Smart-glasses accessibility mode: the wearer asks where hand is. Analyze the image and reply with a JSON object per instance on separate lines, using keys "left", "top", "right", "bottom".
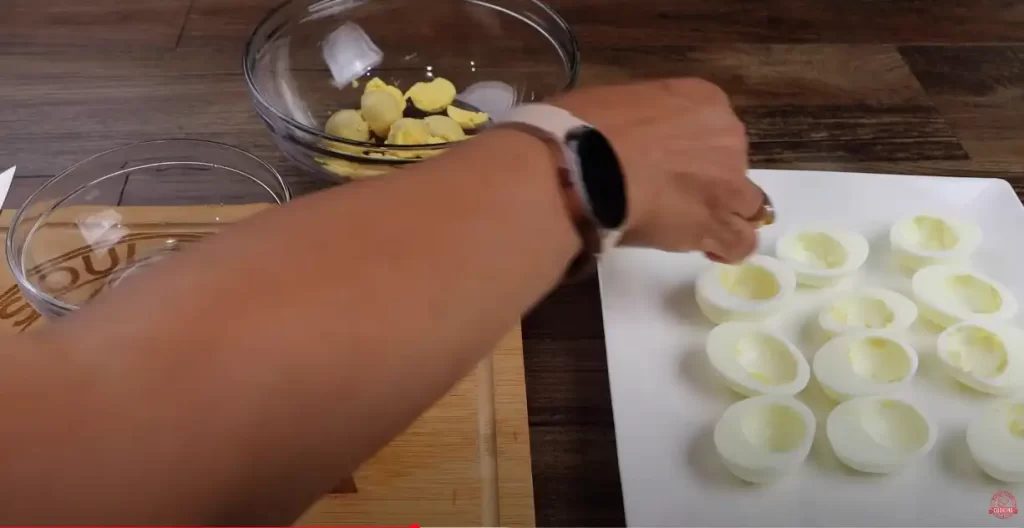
{"left": 553, "top": 78, "right": 764, "bottom": 263}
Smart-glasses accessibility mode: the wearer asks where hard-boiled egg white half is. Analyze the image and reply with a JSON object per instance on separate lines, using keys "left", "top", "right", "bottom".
{"left": 826, "top": 395, "right": 936, "bottom": 474}
{"left": 967, "top": 397, "right": 1024, "bottom": 482}
{"left": 696, "top": 255, "right": 796, "bottom": 324}
{"left": 813, "top": 330, "right": 918, "bottom": 402}
{"left": 818, "top": 287, "right": 918, "bottom": 338}
{"left": 890, "top": 213, "right": 981, "bottom": 272}
{"left": 774, "top": 227, "right": 869, "bottom": 287}
{"left": 714, "top": 394, "right": 815, "bottom": 484}
{"left": 911, "top": 265, "right": 1018, "bottom": 329}
{"left": 706, "top": 322, "right": 810, "bottom": 397}
{"left": 937, "top": 320, "right": 1024, "bottom": 395}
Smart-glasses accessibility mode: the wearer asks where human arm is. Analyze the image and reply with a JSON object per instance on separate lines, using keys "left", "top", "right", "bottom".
{"left": 0, "top": 79, "right": 763, "bottom": 524}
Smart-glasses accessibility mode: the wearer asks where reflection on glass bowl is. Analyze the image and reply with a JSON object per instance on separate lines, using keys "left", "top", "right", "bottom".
{"left": 6, "top": 139, "right": 290, "bottom": 319}
{"left": 243, "top": 0, "right": 579, "bottom": 182}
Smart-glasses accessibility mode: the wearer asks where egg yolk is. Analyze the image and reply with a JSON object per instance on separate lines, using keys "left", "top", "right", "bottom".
{"left": 734, "top": 333, "right": 799, "bottom": 386}
{"left": 384, "top": 119, "right": 448, "bottom": 159}
{"left": 846, "top": 337, "right": 911, "bottom": 383}
{"left": 315, "top": 157, "right": 390, "bottom": 180}
{"left": 741, "top": 404, "right": 806, "bottom": 453}
{"left": 324, "top": 109, "right": 370, "bottom": 142}
{"left": 909, "top": 216, "right": 960, "bottom": 251}
{"left": 364, "top": 77, "right": 406, "bottom": 110}
{"left": 717, "top": 263, "right": 780, "bottom": 300}
{"left": 943, "top": 324, "right": 1008, "bottom": 378}
{"left": 828, "top": 297, "right": 895, "bottom": 329}
{"left": 361, "top": 90, "right": 404, "bottom": 138}
{"left": 424, "top": 115, "right": 467, "bottom": 141}
{"left": 405, "top": 77, "right": 457, "bottom": 113}
{"left": 387, "top": 118, "right": 436, "bottom": 145}
{"left": 447, "top": 105, "right": 489, "bottom": 130}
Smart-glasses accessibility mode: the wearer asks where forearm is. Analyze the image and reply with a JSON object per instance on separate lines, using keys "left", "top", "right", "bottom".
{"left": 0, "top": 129, "right": 579, "bottom": 523}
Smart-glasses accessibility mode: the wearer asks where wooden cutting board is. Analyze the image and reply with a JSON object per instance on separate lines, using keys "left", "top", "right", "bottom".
{"left": 0, "top": 204, "right": 535, "bottom": 527}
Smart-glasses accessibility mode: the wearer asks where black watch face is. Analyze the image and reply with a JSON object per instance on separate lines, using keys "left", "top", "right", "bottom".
{"left": 566, "top": 126, "right": 627, "bottom": 230}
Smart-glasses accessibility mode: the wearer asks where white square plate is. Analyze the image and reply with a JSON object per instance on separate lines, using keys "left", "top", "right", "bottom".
{"left": 598, "top": 169, "right": 1024, "bottom": 527}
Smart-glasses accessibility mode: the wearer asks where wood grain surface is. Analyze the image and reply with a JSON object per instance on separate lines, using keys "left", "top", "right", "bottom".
{"left": 0, "top": 205, "right": 534, "bottom": 527}
{"left": 5, "top": 0, "right": 1024, "bottom": 525}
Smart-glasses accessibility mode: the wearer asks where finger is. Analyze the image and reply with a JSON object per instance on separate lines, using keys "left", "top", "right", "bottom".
{"left": 724, "top": 178, "right": 764, "bottom": 221}
{"left": 685, "top": 148, "right": 757, "bottom": 219}
{"left": 707, "top": 209, "right": 746, "bottom": 250}
{"left": 702, "top": 213, "right": 758, "bottom": 263}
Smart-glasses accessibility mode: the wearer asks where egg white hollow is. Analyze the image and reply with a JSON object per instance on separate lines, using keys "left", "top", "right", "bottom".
{"left": 818, "top": 287, "right": 919, "bottom": 337}
{"left": 826, "top": 396, "right": 936, "bottom": 474}
{"left": 813, "top": 331, "right": 918, "bottom": 402}
{"left": 706, "top": 322, "right": 810, "bottom": 397}
{"left": 695, "top": 255, "right": 797, "bottom": 324}
{"left": 890, "top": 213, "right": 982, "bottom": 271}
{"left": 967, "top": 397, "right": 1024, "bottom": 482}
{"left": 937, "top": 320, "right": 1024, "bottom": 395}
{"left": 713, "top": 395, "right": 816, "bottom": 484}
{"left": 912, "top": 265, "right": 1018, "bottom": 329}
{"left": 774, "top": 227, "right": 870, "bottom": 287}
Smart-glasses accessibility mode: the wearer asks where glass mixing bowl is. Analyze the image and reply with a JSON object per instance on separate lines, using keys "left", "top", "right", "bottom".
{"left": 7, "top": 139, "right": 290, "bottom": 318}
{"left": 244, "top": 0, "right": 579, "bottom": 182}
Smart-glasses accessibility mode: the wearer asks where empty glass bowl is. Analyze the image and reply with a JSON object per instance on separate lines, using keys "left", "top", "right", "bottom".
{"left": 7, "top": 139, "right": 290, "bottom": 318}
{"left": 243, "top": 0, "right": 580, "bottom": 182}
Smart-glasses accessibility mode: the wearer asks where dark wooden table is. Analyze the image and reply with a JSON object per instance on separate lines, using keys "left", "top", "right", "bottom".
{"left": 4, "top": 0, "right": 1024, "bottom": 525}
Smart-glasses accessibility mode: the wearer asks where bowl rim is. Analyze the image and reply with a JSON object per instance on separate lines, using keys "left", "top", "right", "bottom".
{"left": 242, "top": 0, "right": 581, "bottom": 151}
{"left": 6, "top": 138, "right": 290, "bottom": 314}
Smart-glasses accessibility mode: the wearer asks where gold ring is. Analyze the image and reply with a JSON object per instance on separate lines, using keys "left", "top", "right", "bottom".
{"left": 748, "top": 189, "right": 775, "bottom": 228}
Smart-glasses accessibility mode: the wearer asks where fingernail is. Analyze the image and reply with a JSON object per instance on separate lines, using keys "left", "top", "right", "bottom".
{"left": 705, "top": 252, "right": 725, "bottom": 263}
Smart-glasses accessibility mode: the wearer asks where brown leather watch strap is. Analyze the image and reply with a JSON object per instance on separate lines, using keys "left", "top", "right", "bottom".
{"left": 500, "top": 123, "right": 600, "bottom": 283}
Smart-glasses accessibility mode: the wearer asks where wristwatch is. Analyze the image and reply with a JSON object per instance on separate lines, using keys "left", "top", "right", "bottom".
{"left": 495, "top": 103, "right": 628, "bottom": 280}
